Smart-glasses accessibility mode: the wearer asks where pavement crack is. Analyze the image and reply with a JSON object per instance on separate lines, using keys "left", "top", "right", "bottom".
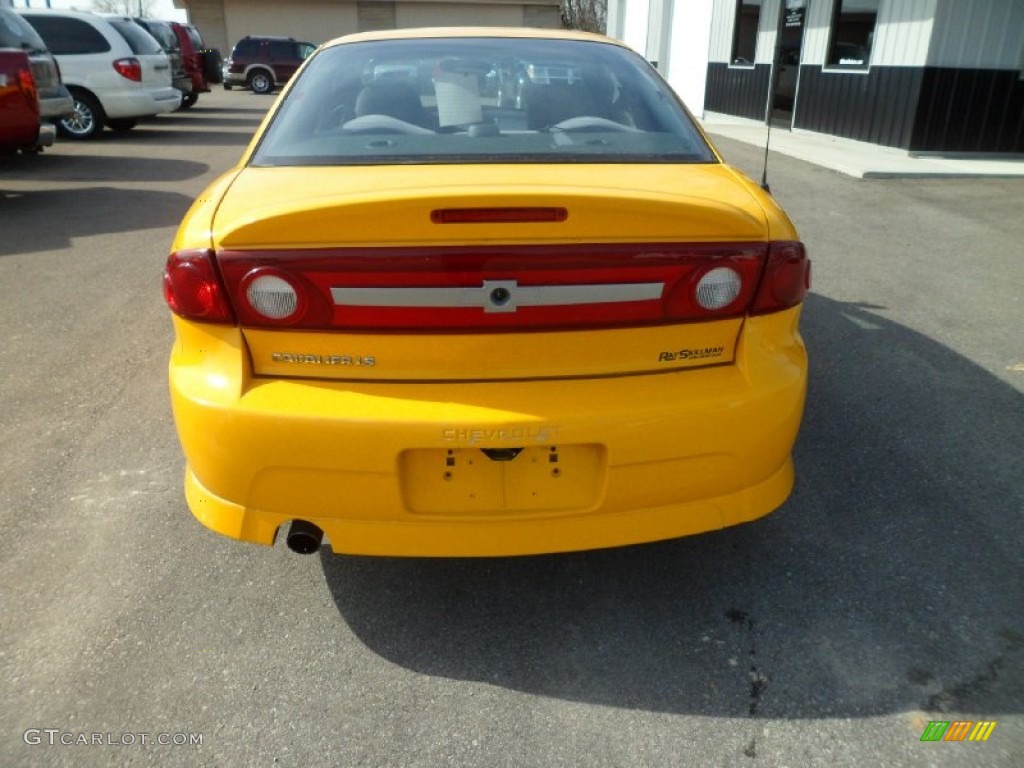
{"left": 726, "top": 607, "right": 768, "bottom": 717}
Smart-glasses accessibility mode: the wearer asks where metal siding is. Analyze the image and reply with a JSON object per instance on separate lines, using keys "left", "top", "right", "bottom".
{"left": 911, "top": 67, "right": 1024, "bottom": 152}
{"left": 756, "top": 0, "right": 781, "bottom": 64}
{"left": 223, "top": 0, "right": 360, "bottom": 47}
{"left": 705, "top": 61, "right": 772, "bottom": 119}
{"left": 395, "top": 3, "right": 523, "bottom": 27}
{"left": 794, "top": 65, "right": 922, "bottom": 148}
{"left": 709, "top": 0, "right": 779, "bottom": 64}
{"left": 802, "top": 0, "right": 833, "bottom": 67}
{"left": 931, "top": 0, "right": 1024, "bottom": 69}
{"left": 709, "top": 0, "right": 735, "bottom": 63}
{"left": 871, "top": 0, "right": 935, "bottom": 68}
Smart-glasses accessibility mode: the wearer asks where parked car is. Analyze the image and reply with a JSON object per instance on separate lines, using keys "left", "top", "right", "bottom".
{"left": 221, "top": 35, "right": 315, "bottom": 94}
{"left": 164, "top": 28, "right": 810, "bottom": 558}
{"left": 168, "top": 21, "right": 221, "bottom": 107}
{"left": 0, "top": 5, "right": 71, "bottom": 143}
{"left": 18, "top": 9, "right": 180, "bottom": 139}
{"left": 133, "top": 17, "right": 193, "bottom": 107}
{"left": 0, "top": 49, "right": 55, "bottom": 154}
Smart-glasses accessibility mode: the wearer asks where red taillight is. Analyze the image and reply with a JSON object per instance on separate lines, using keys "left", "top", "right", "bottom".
{"left": 17, "top": 66, "right": 37, "bottom": 107}
{"left": 163, "top": 250, "right": 235, "bottom": 323}
{"left": 113, "top": 57, "right": 142, "bottom": 82}
{"left": 751, "top": 241, "right": 811, "bottom": 315}
{"left": 216, "top": 244, "right": 774, "bottom": 332}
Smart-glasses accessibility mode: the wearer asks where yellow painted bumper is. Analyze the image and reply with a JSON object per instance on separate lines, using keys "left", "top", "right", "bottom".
{"left": 169, "top": 308, "right": 806, "bottom": 556}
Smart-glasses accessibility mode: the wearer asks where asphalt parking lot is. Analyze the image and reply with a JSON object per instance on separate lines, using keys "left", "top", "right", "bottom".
{"left": 1, "top": 89, "right": 1022, "bottom": 767}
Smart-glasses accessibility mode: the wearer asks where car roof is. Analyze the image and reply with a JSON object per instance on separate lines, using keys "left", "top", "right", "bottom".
{"left": 321, "top": 26, "right": 625, "bottom": 50}
{"left": 16, "top": 8, "right": 104, "bottom": 21}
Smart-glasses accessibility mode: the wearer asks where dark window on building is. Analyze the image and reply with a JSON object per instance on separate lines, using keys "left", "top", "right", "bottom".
{"left": 827, "top": 0, "right": 879, "bottom": 69}
{"left": 22, "top": 15, "right": 111, "bottom": 55}
{"left": 731, "top": 0, "right": 762, "bottom": 65}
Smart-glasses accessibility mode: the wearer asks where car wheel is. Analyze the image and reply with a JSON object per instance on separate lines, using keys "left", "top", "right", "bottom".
{"left": 107, "top": 118, "right": 138, "bottom": 132}
{"left": 59, "top": 91, "right": 105, "bottom": 140}
{"left": 247, "top": 70, "right": 274, "bottom": 95}
{"left": 179, "top": 92, "right": 198, "bottom": 109}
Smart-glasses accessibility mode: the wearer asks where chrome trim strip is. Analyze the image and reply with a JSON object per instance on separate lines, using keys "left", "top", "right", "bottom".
{"left": 331, "top": 280, "right": 664, "bottom": 314}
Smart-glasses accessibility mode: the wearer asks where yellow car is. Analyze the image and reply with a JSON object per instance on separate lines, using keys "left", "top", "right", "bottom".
{"left": 164, "top": 28, "right": 809, "bottom": 557}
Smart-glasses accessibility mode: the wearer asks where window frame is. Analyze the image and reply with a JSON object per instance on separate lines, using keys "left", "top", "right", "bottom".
{"left": 730, "top": 0, "right": 763, "bottom": 68}
{"left": 824, "top": 0, "right": 880, "bottom": 72}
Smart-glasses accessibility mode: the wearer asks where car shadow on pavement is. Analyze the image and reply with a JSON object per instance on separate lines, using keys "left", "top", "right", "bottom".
{"left": 321, "top": 293, "right": 1023, "bottom": 719}
{"left": 0, "top": 153, "right": 208, "bottom": 183}
{"left": 0, "top": 186, "right": 195, "bottom": 255}
{"left": 98, "top": 128, "right": 257, "bottom": 148}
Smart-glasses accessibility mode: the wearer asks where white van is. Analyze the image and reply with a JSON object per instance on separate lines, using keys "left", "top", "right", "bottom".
{"left": 18, "top": 9, "right": 180, "bottom": 139}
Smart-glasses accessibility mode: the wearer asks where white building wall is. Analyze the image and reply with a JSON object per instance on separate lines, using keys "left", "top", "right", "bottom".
{"left": 664, "top": 0, "right": 714, "bottom": 114}
{"left": 708, "top": 0, "right": 782, "bottom": 65}
{"left": 930, "top": 0, "right": 1024, "bottom": 69}
{"left": 802, "top": 0, "right": 936, "bottom": 68}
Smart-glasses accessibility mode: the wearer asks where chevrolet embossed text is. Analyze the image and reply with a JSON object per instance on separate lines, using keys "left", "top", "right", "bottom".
{"left": 272, "top": 353, "right": 376, "bottom": 366}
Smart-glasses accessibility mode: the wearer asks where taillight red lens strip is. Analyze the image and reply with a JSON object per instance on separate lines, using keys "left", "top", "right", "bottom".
{"left": 214, "top": 243, "right": 773, "bottom": 332}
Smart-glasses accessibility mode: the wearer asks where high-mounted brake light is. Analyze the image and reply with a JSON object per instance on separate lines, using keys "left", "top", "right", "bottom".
{"left": 113, "top": 57, "right": 142, "bottom": 82}
{"left": 431, "top": 208, "right": 568, "bottom": 224}
{"left": 163, "top": 250, "right": 234, "bottom": 323}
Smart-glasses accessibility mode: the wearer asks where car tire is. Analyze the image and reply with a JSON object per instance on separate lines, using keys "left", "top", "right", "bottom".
{"left": 247, "top": 70, "right": 274, "bottom": 95}
{"left": 179, "top": 92, "right": 198, "bottom": 109}
{"left": 59, "top": 90, "right": 105, "bottom": 140}
{"left": 107, "top": 118, "right": 138, "bottom": 132}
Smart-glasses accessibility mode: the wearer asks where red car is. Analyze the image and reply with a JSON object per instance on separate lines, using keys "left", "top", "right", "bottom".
{"left": 0, "top": 49, "right": 55, "bottom": 154}
{"left": 168, "top": 22, "right": 220, "bottom": 107}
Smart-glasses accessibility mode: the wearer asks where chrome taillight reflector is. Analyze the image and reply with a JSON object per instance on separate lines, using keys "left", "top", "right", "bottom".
{"left": 244, "top": 272, "right": 301, "bottom": 320}
{"left": 695, "top": 267, "right": 742, "bottom": 311}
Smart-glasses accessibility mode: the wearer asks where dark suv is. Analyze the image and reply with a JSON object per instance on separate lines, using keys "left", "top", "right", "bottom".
{"left": 222, "top": 35, "right": 315, "bottom": 94}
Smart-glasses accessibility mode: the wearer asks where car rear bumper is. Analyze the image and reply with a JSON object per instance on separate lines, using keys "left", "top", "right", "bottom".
{"left": 169, "top": 307, "right": 807, "bottom": 556}
{"left": 35, "top": 121, "right": 55, "bottom": 148}
{"left": 38, "top": 86, "right": 74, "bottom": 120}
{"left": 101, "top": 86, "right": 181, "bottom": 119}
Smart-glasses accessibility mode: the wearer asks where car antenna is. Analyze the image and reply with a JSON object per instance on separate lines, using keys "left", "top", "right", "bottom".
{"left": 761, "top": 1, "right": 786, "bottom": 194}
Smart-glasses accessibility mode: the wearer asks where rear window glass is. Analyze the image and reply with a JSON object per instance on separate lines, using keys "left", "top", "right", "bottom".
{"left": 110, "top": 19, "right": 163, "bottom": 55}
{"left": 138, "top": 20, "right": 178, "bottom": 52}
{"left": 232, "top": 38, "right": 258, "bottom": 57}
{"left": 0, "top": 9, "right": 48, "bottom": 52}
{"left": 251, "top": 37, "right": 716, "bottom": 167}
{"left": 22, "top": 15, "right": 110, "bottom": 55}
{"left": 185, "top": 26, "right": 203, "bottom": 49}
